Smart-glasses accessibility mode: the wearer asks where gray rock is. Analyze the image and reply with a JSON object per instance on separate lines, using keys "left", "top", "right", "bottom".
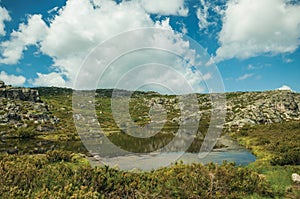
{"left": 0, "top": 84, "right": 42, "bottom": 102}
{"left": 292, "top": 173, "right": 300, "bottom": 183}
{"left": 0, "top": 81, "right": 5, "bottom": 88}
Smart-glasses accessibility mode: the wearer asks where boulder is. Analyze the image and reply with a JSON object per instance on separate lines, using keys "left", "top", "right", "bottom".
{"left": 0, "top": 81, "right": 5, "bottom": 88}
{"left": 292, "top": 173, "right": 300, "bottom": 183}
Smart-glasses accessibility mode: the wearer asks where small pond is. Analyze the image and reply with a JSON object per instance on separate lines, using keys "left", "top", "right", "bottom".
{"left": 1, "top": 135, "right": 256, "bottom": 171}
{"left": 88, "top": 150, "right": 256, "bottom": 171}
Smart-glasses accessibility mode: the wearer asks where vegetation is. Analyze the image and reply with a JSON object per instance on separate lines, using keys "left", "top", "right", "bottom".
{"left": 232, "top": 121, "right": 300, "bottom": 198}
{"left": 0, "top": 87, "right": 299, "bottom": 198}
{"left": 233, "top": 121, "right": 300, "bottom": 166}
{"left": 16, "top": 125, "right": 38, "bottom": 139}
{"left": 0, "top": 154, "right": 272, "bottom": 198}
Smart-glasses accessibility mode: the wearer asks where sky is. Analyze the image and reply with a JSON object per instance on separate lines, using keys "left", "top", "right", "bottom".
{"left": 0, "top": 0, "right": 299, "bottom": 93}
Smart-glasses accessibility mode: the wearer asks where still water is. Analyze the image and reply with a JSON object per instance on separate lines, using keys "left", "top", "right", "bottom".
{"left": 1, "top": 135, "right": 256, "bottom": 171}
{"left": 88, "top": 150, "right": 256, "bottom": 171}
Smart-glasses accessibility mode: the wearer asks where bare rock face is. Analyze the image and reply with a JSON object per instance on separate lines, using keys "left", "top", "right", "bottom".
{"left": 0, "top": 81, "right": 41, "bottom": 102}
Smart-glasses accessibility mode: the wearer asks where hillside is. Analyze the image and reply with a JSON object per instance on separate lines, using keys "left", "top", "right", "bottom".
{"left": 0, "top": 84, "right": 299, "bottom": 198}
{"left": 1, "top": 84, "right": 300, "bottom": 154}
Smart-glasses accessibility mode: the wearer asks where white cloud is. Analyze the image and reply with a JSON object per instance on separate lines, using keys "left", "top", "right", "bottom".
{"left": 176, "top": 21, "right": 188, "bottom": 34}
{"left": 29, "top": 72, "right": 67, "bottom": 87}
{"left": 0, "top": 6, "right": 11, "bottom": 36}
{"left": 196, "top": 1, "right": 226, "bottom": 32}
{"left": 283, "top": 58, "right": 293, "bottom": 63}
{"left": 41, "top": 0, "right": 153, "bottom": 58}
{"left": 197, "top": 0, "right": 210, "bottom": 30}
{"left": 0, "top": 14, "right": 48, "bottom": 64}
{"left": 247, "top": 64, "right": 263, "bottom": 70}
{"left": 37, "top": 0, "right": 157, "bottom": 87}
{"left": 139, "top": 0, "right": 188, "bottom": 16}
{"left": 277, "top": 85, "right": 292, "bottom": 91}
{"left": 215, "top": 0, "right": 300, "bottom": 62}
{"left": 236, "top": 73, "right": 253, "bottom": 81}
{"left": 38, "top": 0, "right": 204, "bottom": 91}
{"left": 0, "top": 0, "right": 215, "bottom": 94}
{"left": 202, "top": 72, "right": 212, "bottom": 81}
{"left": 47, "top": 6, "right": 59, "bottom": 14}
{"left": 0, "top": 71, "right": 26, "bottom": 86}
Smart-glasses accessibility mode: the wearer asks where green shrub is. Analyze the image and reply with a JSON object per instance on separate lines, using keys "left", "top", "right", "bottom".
{"left": 270, "top": 149, "right": 300, "bottom": 166}
{"left": 0, "top": 155, "right": 274, "bottom": 198}
{"left": 46, "top": 150, "right": 73, "bottom": 163}
{"left": 16, "top": 127, "right": 37, "bottom": 138}
{"left": 256, "top": 138, "right": 270, "bottom": 145}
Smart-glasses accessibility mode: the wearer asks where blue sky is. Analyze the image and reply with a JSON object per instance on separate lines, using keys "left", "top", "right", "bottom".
{"left": 0, "top": 0, "right": 299, "bottom": 93}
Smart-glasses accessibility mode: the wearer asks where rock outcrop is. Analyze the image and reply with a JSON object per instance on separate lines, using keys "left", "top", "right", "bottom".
{"left": 0, "top": 81, "right": 59, "bottom": 137}
{"left": 0, "top": 81, "right": 41, "bottom": 102}
{"left": 141, "top": 90, "right": 300, "bottom": 131}
{"left": 225, "top": 91, "right": 300, "bottom": 131}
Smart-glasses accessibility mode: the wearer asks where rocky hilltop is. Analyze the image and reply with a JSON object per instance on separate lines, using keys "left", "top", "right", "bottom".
{"left": 225, "top": 90, "right": 300, "bottom": 131}
{"left": 0, "top": 84, "right": 299, "bottom": 155}
{"left": 0, "top": 81, "right": 59, "bottom": 139}
{"left": 75, "top": 88, "right": 300, "bottom": 132}
{"left": 0, "top": 81, "right": 41, "bottom": 102}
{"left": 1, "top": 82, "right": 299, "bottom": 139}
{"left": 127, "top": 89, "right": 300, "bottom": 131}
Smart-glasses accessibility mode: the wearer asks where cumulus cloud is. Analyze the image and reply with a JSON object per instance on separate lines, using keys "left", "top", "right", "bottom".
{"left": 0, "top": 14, "right": 48, "bottom": 64}
{"left": 0, "top": 71, "right": 26, "bottom": 86}
{"left": 139, "top": 0, "right": 188, "bottom": 16}
{"left": 37, "top": 0, "right": 156, "bottom": 85}
{"left": 277, "top": 85, "right": 292, "bottom": 91}
{"left": 0, "top": 6, "right": 11, "bottom": 36}
{"left": 29, "top": 72, "right": 67, "bottom": 87}
{"left": 236, "top": 73, "right": 253, "bottom": 81}
{"left": 215, "top": 0, "right": 300, "bottom": 62}
{"left": 72, "top": 25, "right": 207, "bottom": 93}
{"left": 38, "top": 0, "right": 209, "bottom": 92}
{"left": 0, "top": 0, "right": 216, "bottom": 93}
{"left": 41, "top": 0, "right": 153, "bottom": 59}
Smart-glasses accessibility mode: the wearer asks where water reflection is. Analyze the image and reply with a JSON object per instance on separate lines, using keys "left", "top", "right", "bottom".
{"left": 0, "top": 138, "right": 87, "bottom": 154}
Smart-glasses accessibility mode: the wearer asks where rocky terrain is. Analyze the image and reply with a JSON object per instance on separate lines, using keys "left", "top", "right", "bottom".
{"left": 120, "top": 90, "right": 300, "bottom": 132}
{"left": 1, "top": 81, "right": 300, "bottom": 154}
{"left": 0, "top": 80, "right": 41, "bottom": 102}
{"left": 1, "top": 81, "right": 300, "bottom": 134}
{"left": 0, "top": 81, "right": 59, "bottom": 139}
{"left": 225, "top": 90, "right": 300, "bottom": 130}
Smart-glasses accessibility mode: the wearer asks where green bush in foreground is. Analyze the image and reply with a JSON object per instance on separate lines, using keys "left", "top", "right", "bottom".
{"left": 46, "top": 150, "right": 73, "bottom": 163}
{"left": 0, "top": 154, "right": 273, "bottom": 199}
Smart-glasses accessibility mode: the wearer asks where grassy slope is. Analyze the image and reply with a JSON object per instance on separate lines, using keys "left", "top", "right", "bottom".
{"left": 232, "top": 121, "right": 300, "bottom": 198}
